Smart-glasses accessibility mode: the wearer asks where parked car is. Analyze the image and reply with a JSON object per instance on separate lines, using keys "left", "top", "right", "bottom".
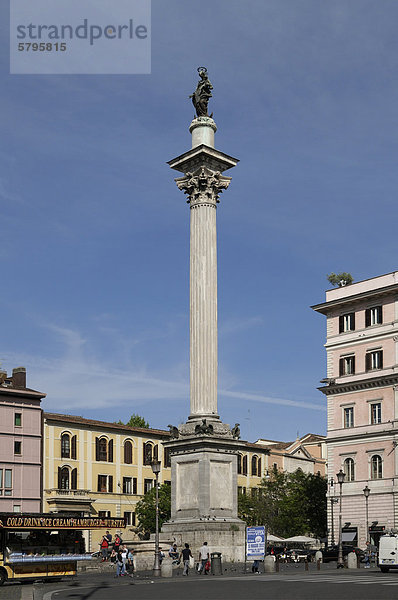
{"left": 321, "top": 545, "right": 364, "bottom": 563}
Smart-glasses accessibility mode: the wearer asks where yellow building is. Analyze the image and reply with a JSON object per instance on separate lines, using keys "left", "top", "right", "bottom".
{"left": 43, "top": 413, "right": 171, "bottom": 551}
{"left": 43, "top": 412, "right": 326, "bottom": 550}
{"left": 237, "top": 434, "right": 326, "bottom": 495}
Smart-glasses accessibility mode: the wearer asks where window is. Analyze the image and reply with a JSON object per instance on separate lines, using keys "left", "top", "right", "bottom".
{"left": 4, "top": 469, "right": 12, "bottom": 496}
{"left": 164, "top": 480, "right": 171, "bottom": 486}
{"left": 13, "top": 505, "right": 21, "bottom": 513}
{"left": 339, "top": 355, "right": 355, "bottom": 376}
{"left": 14, "top": 441, "right": 21, "bottom": 455}
{"left": 144, "top": 479, "right": 154, "bottom": 494}
{"left": 237, "top": 454, "right": 242, "bottom": 474}
{"left": 61, "top": 434, "right": 70, "bottom": 458}
{"left": 344, "top": 407, "right": 354, "bottom": 428}
{"left": 366, "top": 306, "right": 382, "bottom": 327}
{"left": 366, "top": 350, "right": 383, "bottom": 372}
{"left": 96, "top": 437, "right": 113, "bottom": 462}
{"left": 124, "top": 512, "right": 132, "bottom": 525}
{"left": 99, "top": 511, "right": 111, "bottom": 518}
{"left": 133, "top": 477, "right": 137, "bottom": 495}
{"left": 251, "top": 456, "right": 262, "bottom": 477}
{"left": 14, "top": 413, "right": 21, "bottom": 427}
{"left": 371, "top": 403, "right": 382, "bottom": 424}
{"left": 123, "top": 477, "right": 132, "bottom": 494}
{"left": 143, "top": 442, "right": 153, "bottom": 465}
{"left": 60, "top": 467, "right": 69, "bottom": 490}
{"left": 99, "top": 438, "right": 107, "bottom": 461}
{"left": 97, "top": 474, "right": 113, "bottom": 493}
{"left": 344, "top": 457, "right": 355, "bottom": 481}
{"left": 273, "top": 463, "right": 278, "bottom": 471}
{"left": 0, "top": 469, "right": 12, "bottom": 496}
{"left": 238, "top": 486, "right": 246, "bottom": 495}
{"left": 339, "top": 313, "right": 355, "bottom": 333}
{"left": 251, "top": 487, "right": 259, "bottom": 498}
{"left": 242, "top": 455, "right": 248, "bottom": 476}
{"left": 124, "top": 440, "right": 133, "bottom": 464}
{"left": 371, "top": 455, "right": 383, "bottom": 479}
{"left": 164, "top": 447, "right": 171, "bottom": 468}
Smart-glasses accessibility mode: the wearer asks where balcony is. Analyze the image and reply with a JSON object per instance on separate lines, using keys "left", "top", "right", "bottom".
{"left": 45, "top": 489, "right": 95, "bottom": 511}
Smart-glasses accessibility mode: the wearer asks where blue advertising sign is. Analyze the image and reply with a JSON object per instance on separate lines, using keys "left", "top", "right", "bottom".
{"left": 246, "top": 526, "right": 265, "bottom": 560}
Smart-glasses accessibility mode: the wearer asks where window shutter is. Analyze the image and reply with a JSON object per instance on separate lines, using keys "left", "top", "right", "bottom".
{"left": 366, "top": 353, "right": 371, "bottom": 371}
{"left": 380, "top": 351, "right": 383, "bottom": 369}
{"left": 339, "top": 358, "right": 344, "bottom": 376}
{"left": 351, "top": 313, "right": 355, "bottom": 330}
{"left": 365, "top": 309, "right": 371, "bottom": 327}
{"left": 57, "top": 467, "right": 62, "bottom": 489}
{"left": 71, "top": 468, "right": 77, "bottom": 490}
{"left": 378, "top": 306, "right": 383, "bottom": 324}
{"left": 71, "top": 435, "right": 77, "bottom": 460}
{"left": 258, "top": 458, "right": 262, "bottom": 477}
{"left": 108, "top": 439, "right": 114, "bottom": 463}
{"left": 339, "top": 316, "right": 344, "bottom": 333}
{"left": 133, "top": 478, "right": 137, "bottom": 494}
{"left": 143, "top": 442, "right": 147, "bottom": 465}
{"left": 352, "top": 357, "right": 355, "bottom": 374}
{"left": 153, "top": 445, "right": 158, "bottom": 461}
{"left": 243, "top": 455, "right": 247, "bottom": 475}
{"left": 97, "top": 475, "right": 101, "bottom": 492}
{"left": 108, "top": 475, "right": 113, "bottom": 492}
{"left": 95, "top": 437, "right": 100, "bottom": 461}
{"left": 237, "top": 455, "right": 242, "bottom": 474}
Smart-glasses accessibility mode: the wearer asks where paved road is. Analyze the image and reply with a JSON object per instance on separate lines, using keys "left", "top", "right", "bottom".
{"left": 9, "top": 570, "right": 396, "bottom": 600}
{"left": 2, "top": 567, "right": 397, "bottom": 600}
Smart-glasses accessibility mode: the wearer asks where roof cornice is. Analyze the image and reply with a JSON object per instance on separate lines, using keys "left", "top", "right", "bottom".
{"left": 319, "top": 373, "right": 398, "bottom": 396}
{"left": 311, "top": 283, "right": 398, "bottom": 315}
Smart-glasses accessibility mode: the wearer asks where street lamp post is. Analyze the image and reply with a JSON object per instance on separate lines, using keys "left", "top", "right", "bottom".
{"left": 151, "top": 460, "right": 161, "bottom": 577}
{"left": 329, "top": 478, "right": 339, "bottom": 546}
{"left": 363, "top": 485, "right": 370, "bottom": 546}
{"left": 337, "top": 469, "right": 345, "bottom": 569}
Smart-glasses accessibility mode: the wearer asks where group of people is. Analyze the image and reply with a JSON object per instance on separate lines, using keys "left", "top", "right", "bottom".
{"left": 169, "top": 541, "right": 211, "bottom": 576}
{"left": 99, "top": 532, "right": 135, "bottom": 577}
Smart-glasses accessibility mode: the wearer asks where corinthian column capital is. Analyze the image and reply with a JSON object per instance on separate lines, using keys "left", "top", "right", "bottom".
{"left": 175, "top": 166, "right": 232, "bottom": 207}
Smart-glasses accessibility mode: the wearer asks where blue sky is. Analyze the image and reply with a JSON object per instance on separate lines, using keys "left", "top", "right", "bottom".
{"left": 2, "top": 0, "right": 398, "bottom": 442}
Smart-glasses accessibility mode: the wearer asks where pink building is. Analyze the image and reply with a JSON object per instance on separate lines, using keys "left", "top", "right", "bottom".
{"left": 312, "top": 271, "right": 398, "bottom": 548}
{"left": 0, "top": 367, "right": 45, "bottom": 513}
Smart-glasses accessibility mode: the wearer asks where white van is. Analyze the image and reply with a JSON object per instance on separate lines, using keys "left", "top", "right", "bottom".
{"left": 378, "top": 534, "right": 398, "bottom": 572}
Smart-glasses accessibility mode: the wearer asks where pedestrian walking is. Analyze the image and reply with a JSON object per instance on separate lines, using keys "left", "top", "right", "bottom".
{"left": 198, "top": 541, "right": 210, "bottom": 574}
{"left": 180, "top": 543, "right": 193, "bottom": 576}
{"left": 127, "top": 548, "right": 135, "bottom": 575}
{"left": 364, "top": 541, "right": 371, "bottom": 568}
{"left": 115, "top": 549, "right": 125, "bottom": 577}
{"left": 114, "top": 533, "right": 123, "bottom": 552}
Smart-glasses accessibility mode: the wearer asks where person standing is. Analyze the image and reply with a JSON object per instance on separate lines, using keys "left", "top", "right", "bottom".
{"left": 198, "top": 541, "right": 210, "bottom": 574}
{"left": 180, "top": 543, "right": 193, "bottom": 576}
{"left": 127, "top": 548, "right": 135, "bottom": 575}
{"left": 114, "top": 533, "right": 122, "bottom": 553}
{"left": 364, "top": 541, "right": 371, "bottom": 568}
{"left": 100, "top": 535, "right": 109, "bottom": 562}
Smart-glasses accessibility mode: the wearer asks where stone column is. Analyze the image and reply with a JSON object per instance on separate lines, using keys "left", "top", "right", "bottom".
{"left": 174, "top": 117, "right": 232, "bottom": 420}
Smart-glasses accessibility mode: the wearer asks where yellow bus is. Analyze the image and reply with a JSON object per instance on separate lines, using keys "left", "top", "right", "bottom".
{"left": 0, "top": 513, "right": 125, "bottom": 585}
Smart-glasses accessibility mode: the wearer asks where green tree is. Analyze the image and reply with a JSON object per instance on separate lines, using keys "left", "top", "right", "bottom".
{"left": 115, "top": 414, "right": 150, "bottom": 428}
{"left": 135, "top": 483, "right": 171, "bottom": 537}
{"left": 239, "top": 469, "right": 327, "bottom": 539}
{"left": 327, "top": 272, "right": 354, "bottom": 287}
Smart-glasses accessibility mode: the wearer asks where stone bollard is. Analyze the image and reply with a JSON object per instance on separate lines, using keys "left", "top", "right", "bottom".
{"left": 264, "top": 555, "right": 276, "bottom": 573}
{"left": 317, "top": 559, "right": 321, "bottom": 571}
{"left": 275, "top": 557, "right": 280, "bottom": 572}
{"left": 305, "top": 559, "right": 309, "bottom": 571}
{"left": 33, "top": 583, "right": 45, "bottom": 600}
{"left": 161, "top": 556, "right": 173, "bottom": 578}
{"left": 315, "top": 551, "right": 323, "bottom": 564}
{"left": 347, "top": 552, "right": 358, "bottom": 569}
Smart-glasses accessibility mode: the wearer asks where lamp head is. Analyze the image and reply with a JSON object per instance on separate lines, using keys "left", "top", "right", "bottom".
{"left": 336, "top": 469, "right": 345, "bottom": 484}
{"left": 151, "top": 460, "right": 161, "bottom": 475}
{"left": 363, "top": 485, "right": 370, "bottom": 498}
